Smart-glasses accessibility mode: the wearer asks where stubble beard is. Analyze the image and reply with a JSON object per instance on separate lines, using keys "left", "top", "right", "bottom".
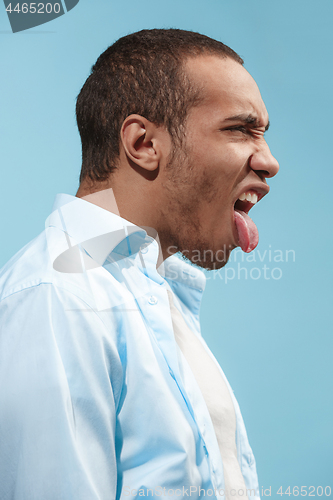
{"left": 159, "top": 142, "right": 232, "bottom": 271}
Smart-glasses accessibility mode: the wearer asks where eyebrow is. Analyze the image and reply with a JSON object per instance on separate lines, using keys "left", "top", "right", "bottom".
{"left": 224, "top": 114, "right": 270, "bottom": 131}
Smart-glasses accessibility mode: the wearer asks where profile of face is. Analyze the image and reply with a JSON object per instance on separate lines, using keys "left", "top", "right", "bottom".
{"left": 157, "top": 55, "right": 279, "bottom": 270}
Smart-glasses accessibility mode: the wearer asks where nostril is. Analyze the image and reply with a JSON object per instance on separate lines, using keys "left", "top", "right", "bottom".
{"left": 254, "top": 170, "right": 269, "bottom": 181}
{"left": 262, "top": 170, "right": 271, "bottom": 179}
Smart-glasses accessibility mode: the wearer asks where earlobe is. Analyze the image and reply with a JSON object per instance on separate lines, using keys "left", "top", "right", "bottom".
{"left": 121, "top": 115, "right": 160, "bottom": 172}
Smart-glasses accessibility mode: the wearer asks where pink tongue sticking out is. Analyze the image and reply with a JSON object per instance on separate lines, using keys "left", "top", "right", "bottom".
{"left": 234, "top": 210, "right": 259, "bottom": 253}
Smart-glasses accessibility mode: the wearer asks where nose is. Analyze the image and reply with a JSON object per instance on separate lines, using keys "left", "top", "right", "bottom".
{"left": 249, "top": 140, "right": 279, "bottom": 179}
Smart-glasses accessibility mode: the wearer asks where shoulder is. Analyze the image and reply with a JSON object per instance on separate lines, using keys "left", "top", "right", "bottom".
{"left": 1, "top": 222, "right": 127, "bottom": 306}
{"left": 0, "top": 228, "right": 127, "bottom": 353}
{"left": 0, "top": 230, "right": 50, "bottom": 301}
{"left": 0, "top": 247, "right": 125, "bottom": 405}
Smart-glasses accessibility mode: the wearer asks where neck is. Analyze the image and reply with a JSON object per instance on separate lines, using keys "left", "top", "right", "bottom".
{"left": 76, "top": 184, "right": 169, "bottom": 268}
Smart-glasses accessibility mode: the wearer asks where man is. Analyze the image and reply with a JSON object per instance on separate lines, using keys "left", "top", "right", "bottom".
{"left": 0, "top": 29, "right": 279, "bottom": 500}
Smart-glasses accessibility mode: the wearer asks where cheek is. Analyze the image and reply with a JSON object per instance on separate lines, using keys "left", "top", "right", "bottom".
{"left": 197, "top": 141, "right": 246, "bottom": 176}
{"left": 213, "top": 149, "right": 250, "bottom": 195}
{"left": 197, "top": 155, "right": 243, "bottom": 201}
{"left": 226, "top": 142, "right": 252, "bottom": 163}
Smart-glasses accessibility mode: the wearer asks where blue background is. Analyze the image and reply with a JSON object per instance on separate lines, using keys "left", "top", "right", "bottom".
{"left": 1, "top": 0, "right": 332, "bottom": 494}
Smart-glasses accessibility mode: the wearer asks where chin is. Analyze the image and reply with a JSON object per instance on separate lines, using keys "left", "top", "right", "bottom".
{"left": 180, "top": 246, "right": 233, "bottom": 271}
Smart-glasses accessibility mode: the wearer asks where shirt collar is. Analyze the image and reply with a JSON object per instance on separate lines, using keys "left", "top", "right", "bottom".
{"left": 46, "top": 193, "right": 206, "bottom": 292}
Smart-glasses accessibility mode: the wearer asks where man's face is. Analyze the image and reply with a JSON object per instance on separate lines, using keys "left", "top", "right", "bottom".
{"left": 157, "top": 55, "right": 279, "bottom": 270}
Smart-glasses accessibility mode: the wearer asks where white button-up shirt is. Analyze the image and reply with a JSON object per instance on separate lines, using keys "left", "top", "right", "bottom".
{"left": 0, "top": 194, "right": 260, "bottom": 500}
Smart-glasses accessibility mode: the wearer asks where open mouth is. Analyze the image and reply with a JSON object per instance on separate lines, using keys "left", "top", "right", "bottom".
{"left": 234, "top": 190, "right": 259, "bottom": 214}
{"left": 233, "top": 190, "right": 260, "bottom": 253}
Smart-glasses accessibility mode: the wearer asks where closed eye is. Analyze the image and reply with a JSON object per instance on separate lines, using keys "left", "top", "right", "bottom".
{"left": 224, "top": 125, "right": 267, "bottom": 138}
{"left": 224, "top": 125, "right": 248, "bottom": 134}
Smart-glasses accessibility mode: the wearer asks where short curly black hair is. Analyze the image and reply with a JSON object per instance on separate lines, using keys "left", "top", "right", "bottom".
{"left": 76, "top": 28, "right": 243, "bottom": 183}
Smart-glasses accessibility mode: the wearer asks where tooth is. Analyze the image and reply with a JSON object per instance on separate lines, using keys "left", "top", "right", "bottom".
{"left": 245, "top": 193, "right": 252, "bottom": 202}
{"left": 239, "top": 192, "right": 246, "bottom": 201}
{"left": 251, "top": 193, "right": 258, "bottom": 204}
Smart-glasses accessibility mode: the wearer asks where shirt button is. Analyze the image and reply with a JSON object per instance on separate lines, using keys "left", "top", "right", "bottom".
{"left": 140, "top": 245, "right": 149, "bottom": 254}
{"left": 148, "top": 295, "right": 158, "bottom": 305}
{"left": 247, "top": 453, "right": 254, "bottom": 466}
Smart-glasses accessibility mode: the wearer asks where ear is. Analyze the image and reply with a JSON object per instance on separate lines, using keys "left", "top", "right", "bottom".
{"left": 120, "top": 114, "right": 166, "bottom": 172}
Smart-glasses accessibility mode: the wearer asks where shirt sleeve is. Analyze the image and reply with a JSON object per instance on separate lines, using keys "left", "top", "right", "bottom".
{"left": 0, "top": 282, "right": 123, "bottom": 500}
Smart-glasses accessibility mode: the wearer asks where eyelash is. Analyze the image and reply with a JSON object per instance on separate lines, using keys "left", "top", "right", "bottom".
{"left": 227, "top": 126, "right": 248, "bottom": 134}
